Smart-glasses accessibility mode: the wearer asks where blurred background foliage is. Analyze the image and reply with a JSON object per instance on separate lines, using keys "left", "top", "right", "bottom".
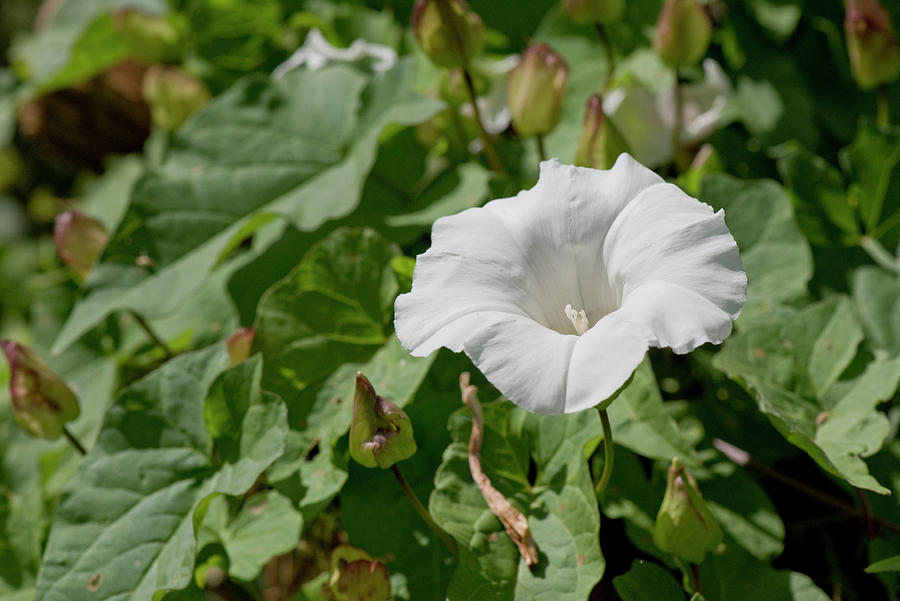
{"left": 1, "top": 0, "right": 900, "bottom": 600}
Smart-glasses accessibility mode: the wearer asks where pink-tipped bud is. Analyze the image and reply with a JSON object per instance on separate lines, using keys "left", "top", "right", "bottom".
{"left": 412, "top": 0, "right": 485, "bottom": 69}
{"left": 2, "top": 340, "right": 80, "bottom": 440}
{"left": 349, "top": 373, "right": 417, "bottom": 469}
{"left": 653, "top": 457, "right": 722, "bottom": 564}
{"left": 574, "top": 94, "right": 630, "bottom": 169}
{"left": 142, "top": 65, "right": 211, "bottom": 131}
{"left": 653, "top": 0, "right": 712, "bottom": 69}
{"left": 325, "top": 545, "right": 391, "bottom": 601}
{"left": 562, "top": 0, "right": 624, "bottom": 25}
{"left": 507, "top": 43, "right": 569, "bottom": 138}
{"left": 53, "top": 211, "right": 108, "bottom": 279}
{"left": 226, "top": 327, "right": 255, "bottom": 366}
{"left": 845, "top": 0, "right": 900, "bottom": 89}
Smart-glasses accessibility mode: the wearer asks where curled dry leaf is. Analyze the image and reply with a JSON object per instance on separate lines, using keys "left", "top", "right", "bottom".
{"left": 459, "top": 372, "right": 539, "bottom": 567}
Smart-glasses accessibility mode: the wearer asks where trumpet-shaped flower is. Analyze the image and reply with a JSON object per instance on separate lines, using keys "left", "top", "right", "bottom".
{"left": 604, "top": 59, "right": 731, "bottom": 168}
{"left": 394, "top": 155, "right": 745, "bottom": 414}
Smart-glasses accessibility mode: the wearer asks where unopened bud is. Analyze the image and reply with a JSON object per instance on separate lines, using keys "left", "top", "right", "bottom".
{"left": 574, "top": 94, "right": 630, "bottom": 170}
{"left": 562, "top": 0, "right": 624, "bottom": 25}
{"left": 53, "top": 211, "right": 108, "bottom": 279}
{"left": 653, "top": 458, "right": 722, "bottom": 564}
{"left": 412, "top": 0, "right": 485, "bottom": 69}
{"left": 349, "top": 373, "right": 417, "bottom": 468}
{"left": 1, "top": 341, "right": 80, "bottom": 440}
{"left": 226, "top": 328, "right": 255, "bottom": 366}
{"left": 653, "top": 0, "right": 712, "bottom": 69}
{"left": 845, "top": 0, "right": 900, "bottom": 89}
{"left": 142, "top": 65, "right": 211, "bottom": 131}
{"left": 325, "top": 546, "right": 391, "bottom": 601}
{"left": 507, "top": 43, "right": 568, "bottom": 137}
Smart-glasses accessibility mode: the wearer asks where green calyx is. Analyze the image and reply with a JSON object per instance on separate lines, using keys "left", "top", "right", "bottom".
{"left": 574, "top": 94, "right": 630, "bottom": 170}
{"left": 653, "top": 457, "right": 723, "bottom": 564}
{"left": 1, "top": 340, "right": 80, "bottom": 440}
{"left": 349, "top": 373, "right": 417, "bottom": 469}
{"left": 653, "top": 0, "right": 712, "bottom": 69}
{"left": 412, "top": 0, "right": 484, "bottom": 69}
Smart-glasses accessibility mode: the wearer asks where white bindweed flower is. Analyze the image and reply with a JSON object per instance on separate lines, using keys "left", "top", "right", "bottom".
{"left": 394, "top": 155, "right": 746, "bottom": 414}
{"left": 603, "top": 59, "right": 732, "bottom": 168}
{"left": 272, "top": 29, "right": 398, "bottom": 79}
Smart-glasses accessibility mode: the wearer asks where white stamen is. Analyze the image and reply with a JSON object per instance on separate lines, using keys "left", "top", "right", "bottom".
{"left": 564, "top": 304, "right": 589, "bottom": 336}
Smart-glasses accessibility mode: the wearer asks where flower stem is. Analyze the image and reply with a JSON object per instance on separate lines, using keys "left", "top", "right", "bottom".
{"left": 595, "top": 408, "right": 615, "bottom": 495}
{"left": 594, "top": 23, "right": 615, "bottom": 91}
{"left": 63, "top": 426, "right": 87, "bottom": 455}
{"left": 690, "top": 563, "right": 702, "bottom": 595}
{"left": 129, "top": 310, "right": 174, "bottom": 359}
{"left": 877, "top": 84, "right": 890, "bottom": 131}
{"left": 860, "top": 236, "right": 900, "bottom": 275}
{"left": 714, "top": 438, "right": 900, "bottom": 536}
{"left": 536, "top": 134, "right": 546, "bottom": 162}
{"left": 461, "top": 69, "right": 505, "bottom": 174}
{"left": 390, "top": 463, "right": 458, "bottom": 558}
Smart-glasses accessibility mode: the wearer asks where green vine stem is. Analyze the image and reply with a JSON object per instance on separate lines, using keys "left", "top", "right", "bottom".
{"left": 390, "top": 463, "right": 458, "bottom": 558}
{"left": 595, "top": 408, "right": 615, "bottom": 495}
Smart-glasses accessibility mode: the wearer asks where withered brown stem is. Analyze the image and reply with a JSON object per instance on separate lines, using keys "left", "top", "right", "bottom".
{"left": 460, "top": 373, "right": 539, "bottom": 567}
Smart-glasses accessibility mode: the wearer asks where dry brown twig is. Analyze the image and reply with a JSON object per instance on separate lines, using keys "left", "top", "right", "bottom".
{"left": 460, "top": 373, "right": 539, "bottom": 567}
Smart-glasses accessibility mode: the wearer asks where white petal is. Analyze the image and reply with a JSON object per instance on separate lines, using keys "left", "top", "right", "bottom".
{"left": 604, "top": 183, "right": 746, "bottom": 352}
{"left": 604, "top": 87, "right": 673, "bottom": 168}
{"left": 462, "top": 314, "right": 578, "bottom": 414}
{"left": 484, "top": 156, "right": 663, "bottom": 328}
{"left": 564, "top": 313, "right": 651, "bottom": 413}
{"left": 394, "top": 207, "right": 539, "bottom": 356}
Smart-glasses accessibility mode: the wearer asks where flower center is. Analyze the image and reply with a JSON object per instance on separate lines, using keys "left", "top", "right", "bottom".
{"left": 564, "top": 304, "right": 589, "bottom": 336}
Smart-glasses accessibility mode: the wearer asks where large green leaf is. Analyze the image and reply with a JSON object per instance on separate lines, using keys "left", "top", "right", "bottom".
{"left": 35, "top": 349, "right": 288, "bottom": 601}
{"left": 853, "top": 266, "right": 900, "bottom": 356}
{"left": 613, "top": 560, "right": 683, "bottom": 601}
{"left": 254, "top": 227, "right": 401, "bottom": 404}
{"left": 775, "top": 143, "right": 858, "bottom": 247}
{"left": 699, "top": 546, "right": 829, "bottom": 601}
{"left": 700, "top": 174, "right": 813, "bottom": 325}
{"left": 841, "top": 121, "right": 900, "bottom": 236}
{"left": 195, "top": 490, "right": 302, "bottom": 582}
{"left": 430, "top": 402, "right": 604, "bottom": 601}
{"left": 52, "top": 61, "right": 442, "bottom": 354}
{"left": 11, "top": 0, "right": 169, "bottom": 94}
{"left": 607, "top": 358, "right": 702, "bottom": 468}
{"left": 714, "top": 296, "right": 898, "bottom": 493}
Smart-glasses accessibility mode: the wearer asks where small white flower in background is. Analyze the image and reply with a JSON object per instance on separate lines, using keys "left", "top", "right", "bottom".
{"left": 603, "top": 59, "right": 732, "bottom": 168}
{"left": 272, "top": 29, "right": 398, "bottom": 79}
{"left": 460, "top": 55, "right": 518, "bottom": 136}
{"left": 394, "top": 154, "right": 746, "bottom": 414}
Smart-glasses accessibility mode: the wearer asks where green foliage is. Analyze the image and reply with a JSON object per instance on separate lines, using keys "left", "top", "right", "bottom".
{"left": 1, "top": 0, "right": 897, "bottom": 599}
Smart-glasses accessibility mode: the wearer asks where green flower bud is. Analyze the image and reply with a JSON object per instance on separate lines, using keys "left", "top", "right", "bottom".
{"left": 562, "top": 0, "right": 625, "bottom": 25}
{"left": 53, "top": 211, "right": 108, "bottom": 279}
{"left": 507, "top": 43, "right": 568, "bottom": 137}
{"left": 226, "top": 327, "right": 255, "bottom": 366}
{"left": 412, "top": 0, "right": 485, "bottom": 69}
{"left": 1, "top": 340, "right": 80, "bottom": 440}
{"left": 653, "top": 0, "right": 712, "bottom": 69}
{"left": 142, "top": 65, "right": 211, "bottom": 131}
{"left": 325, "top": 546, "right": 391, "bottom": 601}
{"left": 653, "top": 458, "right": 722, "bottom": 564}
{"left": 845, "top": 0, "right": 900, "bottom": 89}
{"left": 349, "top": 373, "right": 417, "bottom": 468}
{"left": 574, "top": 94, "right": 630, "bottom": 170}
